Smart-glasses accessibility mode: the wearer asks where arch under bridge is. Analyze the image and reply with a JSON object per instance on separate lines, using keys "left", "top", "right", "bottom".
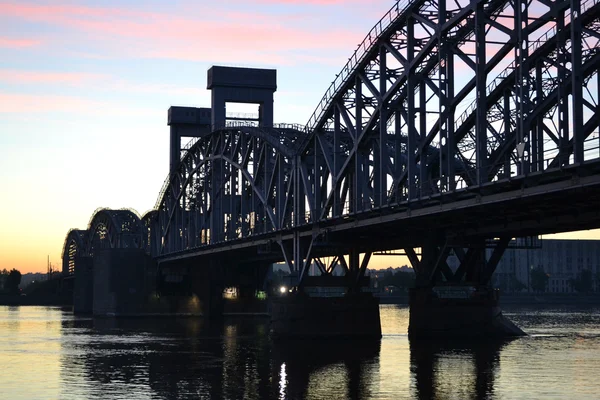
{"left": 63, "top": 0, "right": 600, "bottom": 336}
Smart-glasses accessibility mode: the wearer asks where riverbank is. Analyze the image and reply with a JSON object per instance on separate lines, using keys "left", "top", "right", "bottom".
{"left": 375, "top": 293, "right": 600, "bottom": 305}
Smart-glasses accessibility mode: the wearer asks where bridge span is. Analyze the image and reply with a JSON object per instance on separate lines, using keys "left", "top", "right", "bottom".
{"left": 63, "top": 0, "right": 600, "bottom": 338}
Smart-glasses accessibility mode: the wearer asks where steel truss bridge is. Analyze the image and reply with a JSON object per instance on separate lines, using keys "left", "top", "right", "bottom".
{"left": 64, "top": 0, "right": 600, "bottom": 290}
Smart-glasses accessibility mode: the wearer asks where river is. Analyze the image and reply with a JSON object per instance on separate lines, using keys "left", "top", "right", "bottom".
{"left": 0, "top": 305, "right": 599, "bottom": 399}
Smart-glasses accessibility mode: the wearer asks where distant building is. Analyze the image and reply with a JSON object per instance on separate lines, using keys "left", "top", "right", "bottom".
{"left": 494, "top": 239, "right": 600, "bottom": 293}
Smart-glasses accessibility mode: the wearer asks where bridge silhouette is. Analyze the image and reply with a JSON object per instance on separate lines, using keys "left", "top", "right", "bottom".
{"left": 62, "top": 0, "right": 600, "bottom": 337}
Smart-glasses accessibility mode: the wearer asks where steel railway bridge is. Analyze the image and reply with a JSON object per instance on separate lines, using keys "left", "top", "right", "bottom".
{"left": 63, "top": 0, "right": 600, "bottom": 336}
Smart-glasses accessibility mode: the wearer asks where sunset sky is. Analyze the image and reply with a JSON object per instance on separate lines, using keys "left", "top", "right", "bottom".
{"left": 1, "top": 0, "right": 598, "bottom": 274}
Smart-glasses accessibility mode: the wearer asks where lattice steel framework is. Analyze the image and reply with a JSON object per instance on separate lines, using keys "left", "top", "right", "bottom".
{"left": 84, "top": 0, "right": 600, "bottom": 288}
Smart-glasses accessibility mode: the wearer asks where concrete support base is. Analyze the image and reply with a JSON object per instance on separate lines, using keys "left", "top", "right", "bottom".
{"left": 270, "top": 294, "right": 381, "bottom": 339}
{"left": 73, "top": 256, "right": 93, "bottom": 314}
{"left": 408, "top": 287, "right": 526, "bottom": 338}
{"left": 92, "top": 248, "right": 204, "bottom": 317}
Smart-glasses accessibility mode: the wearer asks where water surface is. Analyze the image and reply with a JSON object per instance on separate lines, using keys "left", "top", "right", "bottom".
{"left": 1, "top": 305, "right": 599, "bottom": 399}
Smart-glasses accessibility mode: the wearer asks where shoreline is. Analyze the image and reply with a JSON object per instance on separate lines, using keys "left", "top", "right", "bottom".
{"left": 376, "top": 293, "right": 600, "bottom": 306}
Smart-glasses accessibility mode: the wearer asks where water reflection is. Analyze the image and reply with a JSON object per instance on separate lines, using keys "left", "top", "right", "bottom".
{"left": 58, "top": 316, "right": 380, "bottom": 399}
{"left": 272, "top": 339, "right": 380, "bottom": 399}
{"left": 410, "top": 338, "right": 511, "bottom": 400}
{"left": 4, "top": 306, "right": 600, "bottom": 399}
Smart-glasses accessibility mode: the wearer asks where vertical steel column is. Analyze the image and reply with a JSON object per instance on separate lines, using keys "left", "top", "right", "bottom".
{"left": 419, "top": 81, "right": 428, "bottom": 194}
{"left": 277, "top": 154, "right": 285, "bottom": 230}
{"left": 313, "top": 138, "right": 321, "bottom": 219}
{"left": 333, "top": 108, "right": 342, "bottom": 217}
{"left": 203, "top": 152, "right": 210, "bottom": 242}
{"left": 475, "top": 1, "right": 488, "bottom": 184}
{"left": 438, "top": 0, "right": 455, "bottom": 191}
{"left": 534, "top": 62, "right": 544, "bottom": 171}
{"left": 516, "top": 0, "right": 530, "bottom": 175}
{"left": 169, "top": 125, "right": 181, "bottom": 177}
{"left": 394, "top": 109, "right": 403, "bottom": 202}
{"left": 348, "top": 248, "right": 360, "bottom": 282}
{"left": 407, "top": 18, "right": 417, "bottom": 200}
{"left": 354, "top": 76, "right": 363, "bottom": 212}
{"left": 377, "top": 45, "right": 388, "bottom": 207}
{"left": 230, "top": 144, "right": 236, "bottom": 239}
{"left": 264, "top": 141, "right": 271, "bottom": 232}
{"left": 251, "top": 138, "right": 257, "bottom": 234}
{"left": 557, "top": 10, "right": 570, "bottom": 166}
{"left": 571, "top": 0, "right": 584, "bottom": 163}
{"left": 240, "top": 136, "right": 247, "bottom": 236}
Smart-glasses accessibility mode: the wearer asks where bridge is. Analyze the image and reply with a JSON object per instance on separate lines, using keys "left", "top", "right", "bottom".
{"left": 62, "top": 0, "right": 600, "bottom": 337}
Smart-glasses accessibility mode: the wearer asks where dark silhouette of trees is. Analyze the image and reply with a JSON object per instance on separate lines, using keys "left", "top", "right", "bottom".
{"left": 1, "top": 269, "right": 22, "bottom": 294}
{"left": 379, "top": 270, "right": 415, "bottom": 291}
{"left": 568, "top": 269, "right": 593, "bottom": 294}
{"left": 530, "top": 267, "right": 549, "bottom": 293}
{"left": 7, "top": 269, "right": 22, "bottom": 294}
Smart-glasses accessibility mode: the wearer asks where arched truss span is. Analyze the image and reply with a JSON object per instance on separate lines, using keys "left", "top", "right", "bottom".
{"left": 297, "top": 0, "right": 600, "bottom": 220}
{"left": 157, "top": 126, "right": 306, "bottom": 255}
{"left": 61, "top": 229, "right": 88, "bottom": 275}
{"left": 86, "top": 208, "right": 145, "bottom": 256}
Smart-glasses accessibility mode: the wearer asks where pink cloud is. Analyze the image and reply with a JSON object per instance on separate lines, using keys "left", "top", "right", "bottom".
{"left": 0, "top": 37, "right": 41, "bottom": 48}
{"left": 0, "top": 70, "right": 106, "bottom": 85}
{"left": 0, "top": 92, "right": 102, "bottom": 113}
{"left": 255, "top": 0, "right": 353, "bottom": 3}
{"left": 0, "top": 92, "right": 153, "bottom": 115}
{"left": 0, "top": 2, "right": 362, "bottom": 64}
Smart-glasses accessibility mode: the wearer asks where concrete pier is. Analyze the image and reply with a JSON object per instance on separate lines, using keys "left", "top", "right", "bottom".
{"left": 408, "top": 286, "right": 525, "bottom": 338}
{"left": 73, "top": 256, "right": 93, "bottom": 314}
{"left": 270, "top": 293, "right": 381, "bottom": 339}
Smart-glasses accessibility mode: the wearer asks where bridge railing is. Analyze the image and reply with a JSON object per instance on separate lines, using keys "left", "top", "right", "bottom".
{"left": 305, "top": 0, "right": 411, "bottom": 133}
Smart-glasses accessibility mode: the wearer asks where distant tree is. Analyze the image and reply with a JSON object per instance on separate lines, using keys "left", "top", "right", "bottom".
{"left": 569, "top": 269, "right": 593, "bottom": 294}
{"left": 530, "top": 267, "right": 549, "bottom": 293}
{"left": 5, "top": 269, "right": 22, "bottom": 294}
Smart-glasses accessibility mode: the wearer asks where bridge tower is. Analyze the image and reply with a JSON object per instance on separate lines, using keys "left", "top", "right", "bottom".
{"left": 167, "top": 106, "right": 211, "bottom": 175}
{"left": 207, "top": 66, "right": 277, "bottom": 129}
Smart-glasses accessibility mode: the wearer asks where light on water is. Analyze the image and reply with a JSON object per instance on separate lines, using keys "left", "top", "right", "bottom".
{"left": 1, "top": 305, "right": 600, "bottom": 399}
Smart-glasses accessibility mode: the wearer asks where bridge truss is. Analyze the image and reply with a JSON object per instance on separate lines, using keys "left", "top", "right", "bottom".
{"left": 66, "top": 0, "right": 600, "bottom": 290}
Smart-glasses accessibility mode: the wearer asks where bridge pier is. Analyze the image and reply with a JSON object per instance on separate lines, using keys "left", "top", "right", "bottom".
{"left": 73, "top": 256, "right": 93, "bottom": 314}
{"left": 271, "top": 292, "right": 381, "bottom": 339}
{"left": 189, "top": 261, "right": 225, "bottom": 319}
{"left": 406, "top": 237, "right": 525, "bottom": 338}
{"left": 271, "top": 238, "right": 382, "bottom": 338}
{"left": 408, "top": 286, "right": 524, "bottom": 338}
